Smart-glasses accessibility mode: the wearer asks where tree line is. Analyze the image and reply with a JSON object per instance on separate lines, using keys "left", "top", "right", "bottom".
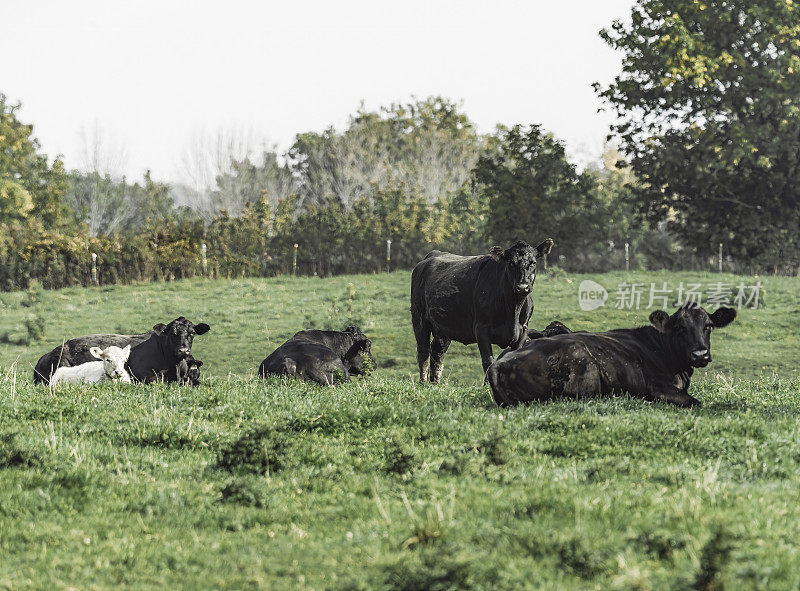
{"left": 2, "top": 0, "right": 800, "bottom": 290}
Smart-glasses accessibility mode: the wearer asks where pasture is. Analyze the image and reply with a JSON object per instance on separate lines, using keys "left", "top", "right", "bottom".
{"left": 1, "top": 270, "right": 799, "bottom": 589}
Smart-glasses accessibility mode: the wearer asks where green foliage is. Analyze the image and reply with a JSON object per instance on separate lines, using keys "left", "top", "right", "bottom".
{"left": 384, "top": 438, "right": 417, "bottom": 475}
{"left": 215, "top": 425, "right": 288, "bottom": 476}
{"left": 693, "top": 528, "right": 736, "bottom": 590}
{"left": 596, "top": 0, "right": 800, "bottom": 272}
{"left": 0, "top": 281, "right": 45, "bottom": 345}
{"left": 218, "top": 476, "right": 269, "bottom": 508}
{"left": 0, "top": 93, "right": 71, "bottom": 227}
{"left": 360, "top": 352, "right": 375, "bottom": 376}
{"left": 475, "top": 428, "right": 508, "bottom": 466}
{"left": 0, "top": 89, "right": 792, "bottom": 289}
{"left": 0, "top": 178, "right": 34, "bottom": 222}
{"left": 64, "top": 170, "right": 177, "bottom": 236}
{"left": 474, "top": 125, "right": 610, "bottom": 267}
{"left": 289, "top": 96, "right": 480, "bottom": 208}
{"left": 210, "top": 150, "right": 297, "bottom": 215}
{"left": 0, "top": 431, "right": 50, "bottom": 469}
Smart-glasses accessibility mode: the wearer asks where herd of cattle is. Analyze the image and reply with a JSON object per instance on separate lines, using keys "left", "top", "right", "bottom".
{"left": 30, "top": 238, "right": 736, "bottom": 408}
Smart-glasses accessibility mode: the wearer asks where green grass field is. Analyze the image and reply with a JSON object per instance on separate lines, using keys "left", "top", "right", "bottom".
{"left": 0, "top": 270, "right": 799, "bottom": 589}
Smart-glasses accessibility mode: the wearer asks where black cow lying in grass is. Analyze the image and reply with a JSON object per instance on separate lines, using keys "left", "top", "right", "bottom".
{"left": 159, "top": 355, "right": 204, "bottom": 385}
{"left": 184, "top": 356, "right": 203, "bottom": 386}
{"left": 488, "top": 303, "right": 736, "bottom": 408}
{"left": 411, "top": 238, "right": 553, "bottom": 382}
{"left": 258, "top": 325, "right": 375, "bottom": 386}
{"left": 33, "top": 317, "right": 210, "bottom": 384}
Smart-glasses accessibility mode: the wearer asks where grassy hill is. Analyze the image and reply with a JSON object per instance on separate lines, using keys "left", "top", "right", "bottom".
{"left": 0, "top": 270, "right": 799, "bottom": 589}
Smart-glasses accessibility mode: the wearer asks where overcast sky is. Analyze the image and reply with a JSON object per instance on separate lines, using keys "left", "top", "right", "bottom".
{"left": 3, "top": 0, "right": 633, "bottom": 183}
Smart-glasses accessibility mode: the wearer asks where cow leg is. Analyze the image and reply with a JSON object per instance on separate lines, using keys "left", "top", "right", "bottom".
{"left": 414, "top": 321, "right": 432, "bottom": 383}
{"left": 429, "top": 335, "right": 451, "bottom": 384}
{"left": 651, "top": 389, "right": 701, "bottom": 408}
{"left": 488, "top": 358, "right": 552, "bottom": 406}
{"left": 476, "top": 326, "right": 495, "bottom": 376}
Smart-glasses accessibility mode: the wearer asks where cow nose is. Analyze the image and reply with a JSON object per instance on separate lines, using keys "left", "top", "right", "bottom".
{"left": 692, "top": 349, "right": 710, "bottom": 360}
{"left": 515, "top": 283, "right": 531, "bottom": 294}
{"left": 178, "top": 348, "right": 190, "bottom": 357}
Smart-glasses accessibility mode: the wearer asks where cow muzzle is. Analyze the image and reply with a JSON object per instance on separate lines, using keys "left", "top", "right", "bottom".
{"left": 178, "top": 348, "right": 191, "bottom": 358}
{"left": 691, "top": 349, "right": 711, "bottom": 366}
{"left": 514, "top": 283, "right": 531, "bottom": 295}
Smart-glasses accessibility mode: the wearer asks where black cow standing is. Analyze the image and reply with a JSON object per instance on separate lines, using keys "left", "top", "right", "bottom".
{"left": 33, "top": 317, "right": 210, "bottom": 384}
{"left": 410, "top": 239, "right": 553, "bottom": 382}
{"left": 487, "top": 303, "right": 736, "bottom": 408}
{"left": 258, "top": 325, "right": 375, "bottom": 386}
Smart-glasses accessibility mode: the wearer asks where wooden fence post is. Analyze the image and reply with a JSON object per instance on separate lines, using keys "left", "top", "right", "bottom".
{"left": 386, "top": 239, "right": 392, "bottom": 273}
{"left": 91, "top": 253, "right": 98, "bottom": 286}
{"left": 292, "top": 243, "right": 298, "bottom": 276}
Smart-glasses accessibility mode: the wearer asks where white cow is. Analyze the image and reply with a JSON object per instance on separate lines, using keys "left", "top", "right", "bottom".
{"left": 51, "top": 345, "right": 132, "bottom": 385}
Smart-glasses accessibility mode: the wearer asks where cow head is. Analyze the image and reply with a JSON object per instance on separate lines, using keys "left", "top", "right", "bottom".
{"left": 649, "top": 303, "right": 736, "bottom": 368}
{"left": 152, "top": 317, "right": 210, "bottom": 360}
{"left": 343, "top": 330, "right": 375, "bottom": 376}
{"left": 187, "top": 358, "right": 203, "bottom": 385}
{"left": 490, "top": 239, "right": 554, "bottom": 297}
{"left": 90, "top": 344, "right": 130, "bottom": 381}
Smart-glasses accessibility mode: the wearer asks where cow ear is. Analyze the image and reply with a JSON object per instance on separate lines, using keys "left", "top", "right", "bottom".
{"left": 152, "top": 323, "right": 167, "bottom": 335}
{"left": 194, "top": 323, "right": 210, "bottom": 335}
{"left": 535, "top": 238, "right": 554, "bottom": 258}
{"left": 194, "top": 360, "right": 204, "bottom": 367}
{"left": 649, "top": 310, "right": 669, "bottom": 331}
{"left": 122, "top": 344, "right": 131, "bottom": 358}
{"left": 360, "top": 338, "right": 371, "bottom": 351}
{"left": 710, "top": 307, "right": 736, "bottom": 328}
{"left": 489, "top": 246, "right": 503, "bottom": 262}
{"left": 89, "top": 347, "right": 104, "bottom": 359}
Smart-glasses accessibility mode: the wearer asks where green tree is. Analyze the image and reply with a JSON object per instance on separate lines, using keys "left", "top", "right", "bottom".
{"left": 0, "top": 178, "right": 34, "bottom": 222}
{"left": 65, "top": 170, "right": 176, "bottom": 235}
{"left": 288, "top": 96, "right": 481, "bottom": 208}
{"left": 473, "top": 124, "right": 598, "bottom": 259}
{"left": 596, "top": 0, "right": 800, "bottom": 271}
{"left": 0, "top": 93, "right": 70, "bottom": 226}
{"left": 209, "top": 151, "right": 297, "bottom": 216}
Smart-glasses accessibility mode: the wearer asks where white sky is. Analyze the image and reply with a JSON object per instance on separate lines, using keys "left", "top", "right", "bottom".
{"left": 2, "top": 0, "right": 633, "bottom": 183}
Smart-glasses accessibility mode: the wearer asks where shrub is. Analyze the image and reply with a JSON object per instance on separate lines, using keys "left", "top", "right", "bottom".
{"left": 215, "top": 426, "right": 288, "bottom": 476}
